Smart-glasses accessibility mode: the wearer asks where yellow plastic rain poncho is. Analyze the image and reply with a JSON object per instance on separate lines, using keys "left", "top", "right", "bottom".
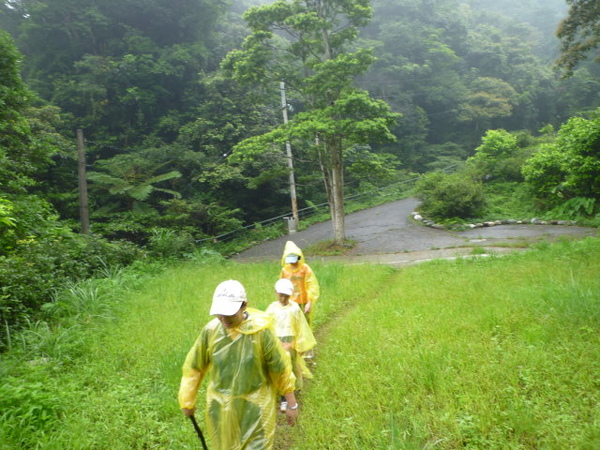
{"left": 266, "top": 300, "right": 317, "bottom": 389}
{"left": 178, "top": 308, "right": 296, "bottom": 450}
{"left": 280, "top": 241, "right": 320, "bottom": 321}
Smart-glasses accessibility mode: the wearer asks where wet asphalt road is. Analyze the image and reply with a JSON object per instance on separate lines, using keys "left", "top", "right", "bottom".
{"left": 231, "top": 198, "right": 598, "bottom": 263}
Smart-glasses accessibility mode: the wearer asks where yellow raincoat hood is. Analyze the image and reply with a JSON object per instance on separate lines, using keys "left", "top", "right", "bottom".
{"left": 280, "top": 240, "right": 305, "bottom": 267}
{"left": 279, "top": 240, "right": 320, "bottom": 315}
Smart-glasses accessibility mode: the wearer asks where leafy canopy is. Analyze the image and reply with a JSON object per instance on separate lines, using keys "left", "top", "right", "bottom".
{"left": 556, "top": 0, "right": 600, "bottom": 77}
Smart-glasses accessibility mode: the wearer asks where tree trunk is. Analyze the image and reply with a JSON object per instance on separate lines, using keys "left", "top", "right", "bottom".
{"left": 76, "top": 129, "right": 90, "bottom": 234}
{"left": 316, "top": 135, "right": 345, "bottom": 244}
{"left": 316, "top": 137, "right": 335, "bottom": 230}
{"left": 329, "top": 137, "right": 345, "bottom": 245}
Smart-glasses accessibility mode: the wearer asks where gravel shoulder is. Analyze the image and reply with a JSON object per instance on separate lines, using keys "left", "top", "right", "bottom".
{"left": 231, "top": 198, "right": 599, "bottom": 266}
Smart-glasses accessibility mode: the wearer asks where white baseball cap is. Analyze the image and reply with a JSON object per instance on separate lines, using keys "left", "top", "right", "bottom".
{"left": 210, "top": 280, "right": 247, "bottom": 316}
{"left": 275, "top": 278, "right": 294, "bottom": 296}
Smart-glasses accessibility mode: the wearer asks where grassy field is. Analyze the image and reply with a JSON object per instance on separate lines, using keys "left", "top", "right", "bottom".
{"left": 1, "top": 238, "right": 599, "bottom": 449}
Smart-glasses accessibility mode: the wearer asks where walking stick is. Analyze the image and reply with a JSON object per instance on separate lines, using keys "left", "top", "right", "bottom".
{"left": 189, "top": 414, "right": 208, "bottom": 450}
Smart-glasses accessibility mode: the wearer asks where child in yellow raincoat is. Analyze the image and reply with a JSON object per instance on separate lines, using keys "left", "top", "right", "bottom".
{"left": 179, "top": 280, "right": 299, "bottom": 450}
{"left": 280, "top": 240, "right": 320, "bottom": 327}
{"left": 266, "top": 278, "right": 317, "bottom": 411}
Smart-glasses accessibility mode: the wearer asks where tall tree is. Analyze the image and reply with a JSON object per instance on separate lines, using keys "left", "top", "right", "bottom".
{"left": 1, "top": 0, "right": 256, "bottom": 235}
{"left": 0, "top": 29, "right": 66, "bottom": 195}
{"left": 362, "top": 0, "right": 472, "bottom": 170}
{"left": 362, "top": 0, "right": 573, "bottom": 167}
{"left": 223, "top": 0, "right": 398, "bottom": 244}
{"left": 556, "top": 0, "right": 600, "bottom": 77}
{"left": 0, "top": 29, "right": 69, "bottom": 251}
{"left": 3, "top": 0, "right": 228, "bottom": 148}
{"left": 0, "top": 28, "right": 32, "bottom": 193}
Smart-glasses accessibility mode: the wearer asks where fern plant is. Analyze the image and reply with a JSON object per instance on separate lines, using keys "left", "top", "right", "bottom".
{"left": 550, "top": 197, "right": 596, "bottom": 220}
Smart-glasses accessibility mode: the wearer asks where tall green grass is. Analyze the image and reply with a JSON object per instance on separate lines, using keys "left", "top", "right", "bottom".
{"left": 292, "top": 238, "right": 600, "bottom": 449}
{"left": 0, "top": 256, "right": 392, "bottom": 448}
{"left": 0, "top": 239, "right": 598, "bottom": 449}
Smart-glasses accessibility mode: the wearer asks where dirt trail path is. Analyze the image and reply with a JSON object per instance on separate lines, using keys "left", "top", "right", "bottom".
{"left": 232, "top": 198, "right": 598, "bottom": 266}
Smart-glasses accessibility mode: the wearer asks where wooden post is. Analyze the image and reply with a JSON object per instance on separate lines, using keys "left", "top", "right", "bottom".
{"left": 77, "top": 129, "right": 90, "bottom": 234}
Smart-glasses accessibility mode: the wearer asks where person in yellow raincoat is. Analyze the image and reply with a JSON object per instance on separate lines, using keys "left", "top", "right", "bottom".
{"left": 178, "top": 280, "right": 299, "bottom": 450}
{"left": 266, "top": 278, "right": 317, "bottom": 411}
{"left": 280, "top": 240, "right": 320, "bottom": 327}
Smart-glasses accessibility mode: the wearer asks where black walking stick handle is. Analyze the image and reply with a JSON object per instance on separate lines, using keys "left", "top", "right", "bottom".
{"left": 189, "top": 414, "right": 208, "bottom": 450}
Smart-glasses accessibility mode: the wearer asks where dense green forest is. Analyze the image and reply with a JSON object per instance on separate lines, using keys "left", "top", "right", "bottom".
{"left": 1, "top": 0, "right": 600, "bottom": 341}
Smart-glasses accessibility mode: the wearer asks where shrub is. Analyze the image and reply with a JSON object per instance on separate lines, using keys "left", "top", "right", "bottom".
{"left": 0, "top": 195, "right": 71, "bottom": 257}
{"left": 467, "top": 129, "right": 535, "bottom": 182}
{"left": 0, "top": 234, "right": 143, "bottom": 349}
{"left": 0, "top": 197, "right": 17, "bottom": 253}
{"left": 482, "top": 182, "right": 538, "bottom": 219}
{"left": 146, "top": 228, "right": 196, "bottom": 259}
{"left": 415, "top": 171, "right": 485, "bottom": 221}
{"left": 523, "top": 111, "right": 600, "bottom": 206}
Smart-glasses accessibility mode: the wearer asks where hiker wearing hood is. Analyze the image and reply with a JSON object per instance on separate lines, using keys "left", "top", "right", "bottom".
{"left": 280, "top": 241, "right": 320, "bottom": 327}
{"left": 179, "top": 280, "right": 298, "bottom": 450}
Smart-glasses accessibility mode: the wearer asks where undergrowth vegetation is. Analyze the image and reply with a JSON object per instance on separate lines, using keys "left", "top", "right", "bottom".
{"left": 0, "top": 238, "right": 598, "bottom": 448}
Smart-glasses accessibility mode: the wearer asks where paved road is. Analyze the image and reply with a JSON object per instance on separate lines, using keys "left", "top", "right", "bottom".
{"left": 231, "top": 198, "right": 598, "bottom": 265}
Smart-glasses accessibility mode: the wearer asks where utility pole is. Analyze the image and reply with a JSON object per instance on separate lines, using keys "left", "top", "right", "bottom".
{"left": 280, "top": 81, "right": 299, "bottom": 231}
{"left": 76, "top": 129, "right": 90, "bottom": 234}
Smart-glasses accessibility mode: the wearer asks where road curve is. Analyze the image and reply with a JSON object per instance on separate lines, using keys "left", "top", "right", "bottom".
{"left": 231, "top": 198, "right": 598, "bottom": 264}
